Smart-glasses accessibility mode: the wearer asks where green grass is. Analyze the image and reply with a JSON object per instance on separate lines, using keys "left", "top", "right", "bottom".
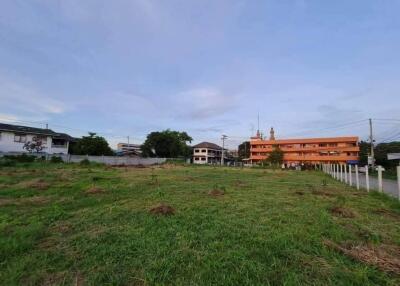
{"left": 1, "top": 162, "right": 400, "bottom": 285}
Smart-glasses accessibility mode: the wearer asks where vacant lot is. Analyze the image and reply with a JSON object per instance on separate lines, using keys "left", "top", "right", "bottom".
{"left": 1, "top": 163, "right": 400, "bottom": 285}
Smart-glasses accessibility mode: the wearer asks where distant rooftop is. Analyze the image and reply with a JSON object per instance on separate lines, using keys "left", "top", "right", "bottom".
{"left": 0, "top": 123, "right": 77, "bottom": 141}
{"left": 192, "top": 142, "right": 223, "bottom": 150}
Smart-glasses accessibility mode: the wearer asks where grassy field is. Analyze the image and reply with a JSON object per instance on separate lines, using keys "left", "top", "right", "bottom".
{"left": 1, "top": 162, "right": 400, "bottom": 285}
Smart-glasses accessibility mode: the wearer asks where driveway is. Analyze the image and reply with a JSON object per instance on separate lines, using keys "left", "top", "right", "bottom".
{"left": 348, "top": 172, "right": 399, "bottom": 199}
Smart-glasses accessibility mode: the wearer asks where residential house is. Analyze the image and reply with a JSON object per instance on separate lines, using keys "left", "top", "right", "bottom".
{"left": 192, "top": 142, "right": 227, "bottom": 164}
{"left": 0, "top": 123, "right": 76, "bottom": 154}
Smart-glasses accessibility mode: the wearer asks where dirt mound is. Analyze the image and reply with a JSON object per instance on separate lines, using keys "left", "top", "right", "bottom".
{"left": 85, "top": 187, "right": 105, "bottom": 194}
{"left": 373, "top": 208, "right": 400, "bottom": 219}
{"left": 324, "top": 240, "right": 400, "bottom": 275}
{"left": 208, "top": 189, "right": 225, "bottom": 197}
{"left": 20, "top": 179, "right": 50, "bottom": 190}
{"left": 149, "top": 203, "right": 175, "bottom": 215}
{"left": 329, "top": 206, "right": 356, "bottom": 218}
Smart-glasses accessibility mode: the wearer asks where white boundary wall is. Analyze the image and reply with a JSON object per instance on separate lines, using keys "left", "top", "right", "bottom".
{"left": 0, "top": 152, "right": 166, "bottom": 166}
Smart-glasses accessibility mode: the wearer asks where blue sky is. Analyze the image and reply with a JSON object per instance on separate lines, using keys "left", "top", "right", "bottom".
{"left": 1, "top": 0, "right": 400, "bottom": 149}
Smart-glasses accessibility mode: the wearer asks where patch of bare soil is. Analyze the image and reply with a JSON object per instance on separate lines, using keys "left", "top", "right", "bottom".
{"left": 19, "top": 178, "right": 50, "bottom": 190}
{"left": 234, "top": 180, "right": 248, "bottom": 187}
{"left": 312, "top": 190, "right": 337, "bottom": 197}
{"left": 295, "top": 191, "right": 305, "bottom": 196}
{"left": 329, "top": 206, "right": 356, "bottom": 218}
{"left": 373, "top": 208, "right": 400, "bottom": 220}
{"left": 50, "top": 222, "right": 73, "bottom": 234}
{"left": 324, "top": 240, "right": 400, "bottom": 275}
{"left": 0, "top": 196, "right": 51, "bottom": 207}
{"left": 208, "top": 189, "right": 225, "bottom": 197}
{"left": 85, "top": 187, "right": 105, "bottom": 195}
{"left": 149, "top": 203, "right": 175, "bottom": 216}
{"left": 40, "top": 272, "right": 67, "bottom": 286}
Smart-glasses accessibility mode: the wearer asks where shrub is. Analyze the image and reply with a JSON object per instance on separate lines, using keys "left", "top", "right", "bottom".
{"left": 80, "top": 159, "right": 90, "bottom": 166}
{"left": 0, "top": 159, "right": 17, "bottom": 167}
{"left": 3, "top": 154, "right": 36, "bottom": 163}
{"left": 50, "top": 156, "right": 63, "bottom": 163}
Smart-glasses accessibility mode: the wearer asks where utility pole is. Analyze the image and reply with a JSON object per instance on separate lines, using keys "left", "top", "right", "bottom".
{"left": 369, "top": 118, "right": 375, "bottom": 168}
{"left": 45, "top": 123, "right": 48, "bottom": 129}
{"left": 127, "top": 136, "right": 130, "bottom": 145}
{"left": 221, "top": 135, "right": 228, "bottom": 165}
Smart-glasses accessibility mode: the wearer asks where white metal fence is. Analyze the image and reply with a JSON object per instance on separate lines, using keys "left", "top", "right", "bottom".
{"left": 321, "top": 163, "right": 400, "bottom": 200}
{"left": 0, "top": 152, "right": 167, "bottom": 166}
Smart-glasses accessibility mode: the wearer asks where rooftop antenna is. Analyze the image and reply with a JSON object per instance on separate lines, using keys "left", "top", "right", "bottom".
{"left": 257, "top": 113, "right": 260, "bottom": 133}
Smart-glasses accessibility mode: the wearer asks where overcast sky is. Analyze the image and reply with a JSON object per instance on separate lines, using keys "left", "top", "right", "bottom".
{"left": 1, "top": 0, "right": 400, "bottom": 149}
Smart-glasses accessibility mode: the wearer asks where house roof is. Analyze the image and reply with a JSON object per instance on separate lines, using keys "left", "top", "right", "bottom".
{"left": 0, "top": 123, "right": 76, "bottom": 141}
{"left": 192, "top": 142, "right": 223, "bottom": 150}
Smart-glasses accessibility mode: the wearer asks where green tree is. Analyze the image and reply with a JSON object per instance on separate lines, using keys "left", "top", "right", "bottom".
{"left": 238, "top": 141, "right": 250, "bottom": 160}
{"left": 358, "top": 140, "right": 400, "bottom": 169}
{"left": 70, "top": 133, "right": 114, "bottom": 156}
{"left": 358, "top": 140, "right": 369, "bottom": 166}
{"left": 141, "top": 130, "right": 193, "bottom": 158}
{"left": 266, "top": 146, "right": 284, "bottom": 167}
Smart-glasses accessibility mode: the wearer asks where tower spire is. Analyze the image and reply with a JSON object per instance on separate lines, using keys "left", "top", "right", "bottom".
{"left": 269, "top": 127, "right": 275, "bottom": 140}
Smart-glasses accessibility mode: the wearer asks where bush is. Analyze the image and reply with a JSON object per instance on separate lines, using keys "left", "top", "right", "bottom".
{"left": 50, "top": 156, "right": 63, "bottom": 163}
{"left": 3, "top": 154, "right": 36, "bottom": 163}
{"left": 0, "top": 159, "right": 17, "bottom": 167}
{"left": 80, "top": 159, "right": 90, "bottom": 166}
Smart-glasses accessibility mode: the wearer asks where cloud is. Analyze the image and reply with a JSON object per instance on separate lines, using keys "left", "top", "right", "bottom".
{"left": 0, "top": 75, "right": 67, "bottom": 120}
{"left": 173, "top": 87, "right": 237, "bottom": 120}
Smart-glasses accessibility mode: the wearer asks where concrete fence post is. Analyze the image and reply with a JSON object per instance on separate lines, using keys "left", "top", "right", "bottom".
{"left": 349, "top": 165, "right": 352, "bottom": 187}
{"left": 344, "top": 164, "right": 348, "bottom": 184}
{"left": 340, "top": 164, "right": 343, "bottom": 182}
{"left": 355, "top": 165, "right": 360, "bottom": 190}
{"left": 365, "top": 165, "right": 370, "bottom": 192}
{"left": 378, "top": 165, "right": 383, "bottom": 193}
{"left": 335, "top": 164, "right": 338, "bottom": 180}
{"left": 397, "top": 166, "right": 400, "bottom": 201}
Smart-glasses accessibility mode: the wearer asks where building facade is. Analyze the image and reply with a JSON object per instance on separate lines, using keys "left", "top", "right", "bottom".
{"left": 192, "top": 142, "right": 226, "bottom": 164}
{"left": 0, "top": 123, "right": 75, "bottom": 154}
{"left": 250, "top": 128, "right": 359, "bottom": 166}
{"left": 116, "top": 143, "right": 142, "bottom": 156}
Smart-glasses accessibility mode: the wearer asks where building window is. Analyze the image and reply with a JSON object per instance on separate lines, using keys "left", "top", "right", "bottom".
{"left": 14, "top": 134, "right": 27, "bottom": 143}
{"left": 201, "top": 149, "right": 206, "bottom": 153}
{"left": 195, "top": 149, "right": 200, "bottom": 153}
{"left": 201, "top": 157, "right": 206, "bottom": 161}
{"left": 194, "top": 157, "right": 199, "bottom": 161}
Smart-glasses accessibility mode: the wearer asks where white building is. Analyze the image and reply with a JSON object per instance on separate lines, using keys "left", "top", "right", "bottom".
{"left": 0, "top": 123, "right": 75, "bottom": 154}
{"left": 116, "top": 143, "right": 142, "bottom": 156}
{"left": 192, "top": 142, "right": 227, "bottom": 164}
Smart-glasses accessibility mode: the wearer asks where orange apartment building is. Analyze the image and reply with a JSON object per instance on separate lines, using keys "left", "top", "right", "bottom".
{"left": 250, "top": 128, "right": 359, "bottom": 166}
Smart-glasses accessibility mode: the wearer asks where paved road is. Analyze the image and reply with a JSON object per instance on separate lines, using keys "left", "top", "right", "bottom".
{"left": 346, "top": 173, "right": 400, "bottom": 199}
